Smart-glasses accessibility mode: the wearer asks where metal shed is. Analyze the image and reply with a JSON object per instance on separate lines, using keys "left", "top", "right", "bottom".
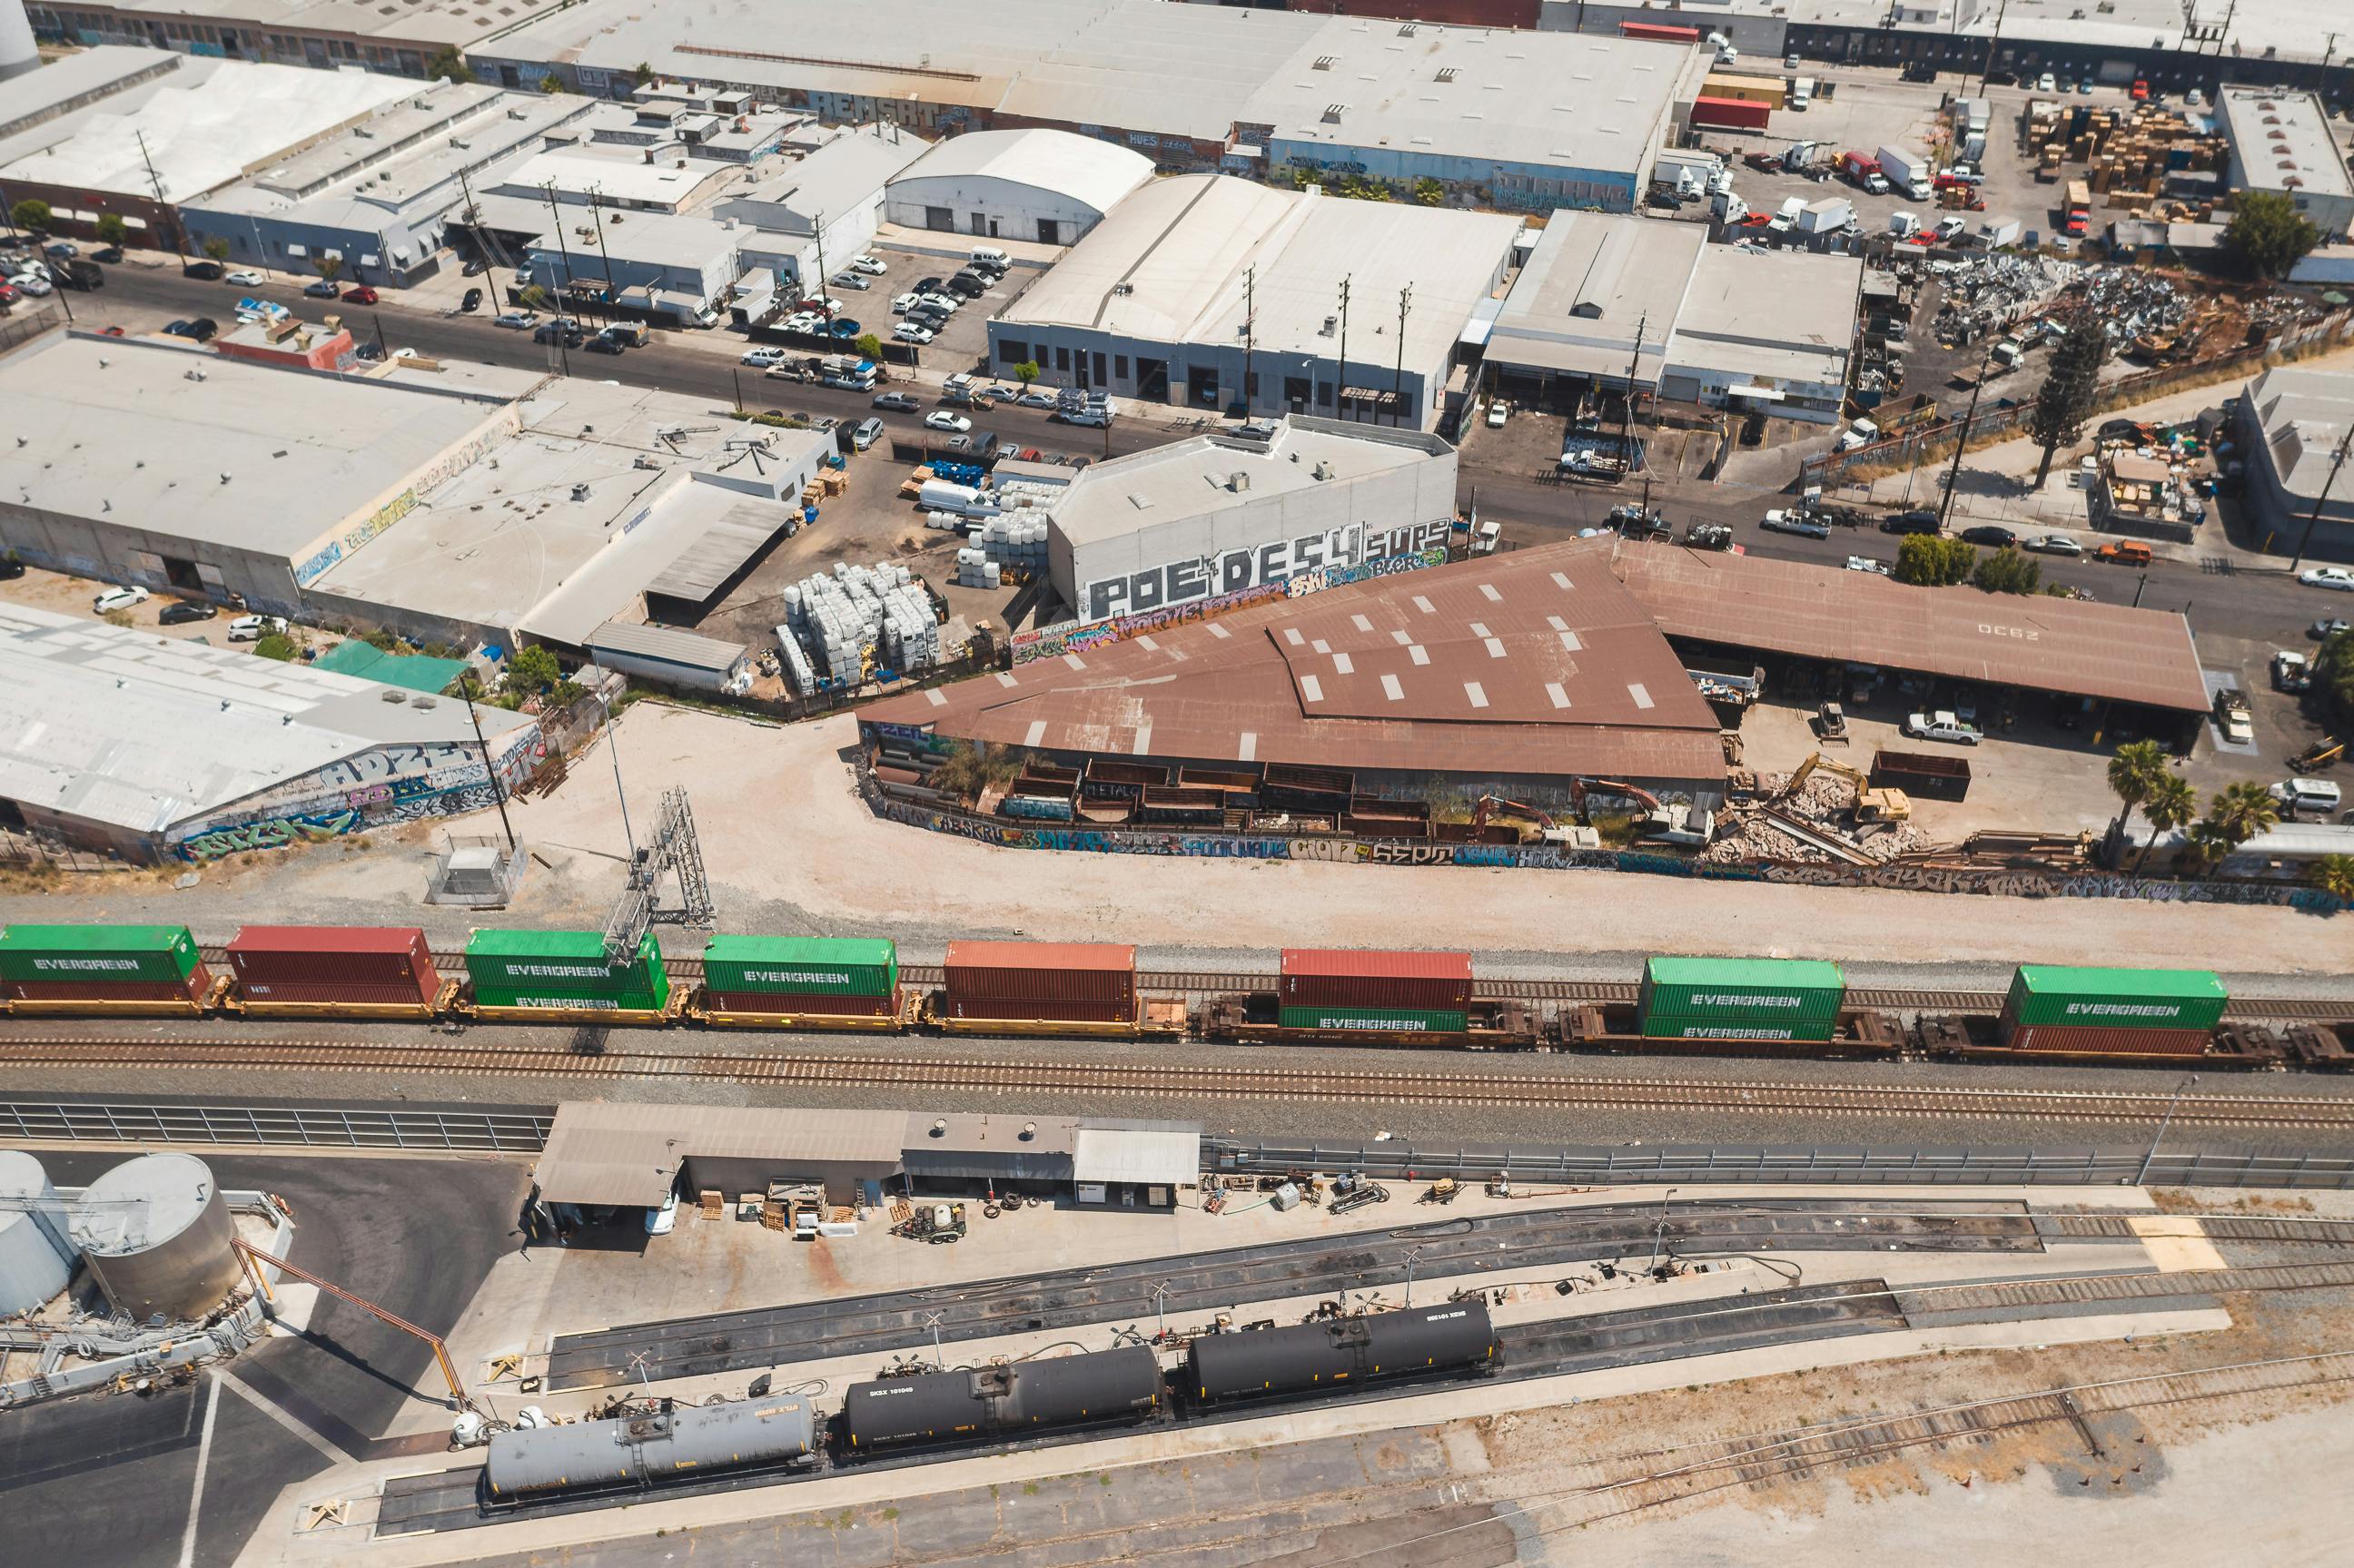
{"left": 582, "top": 622, "right": 752, "bottom": 695}
{"left": 900, "top": 1112, "right": 1077, "bottom": 1189}
{"left": 1072, "top": 1120, "right": 1202, "bottom": 1209}
{"left": 534, "top": 1103, "right": 906, "bottom": 1210}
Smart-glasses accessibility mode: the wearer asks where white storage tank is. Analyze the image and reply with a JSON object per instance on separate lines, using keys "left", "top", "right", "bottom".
{"left": 0, "top": 1149, "right": 75, "bottom": 1315}
{"left": 69, "top": 1153, "right": 241, "bottom": 1322}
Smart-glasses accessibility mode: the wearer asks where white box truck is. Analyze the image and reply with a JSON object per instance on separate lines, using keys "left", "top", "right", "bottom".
{"left": 1877, "top": 145, "right": 1934, "bottom": 202}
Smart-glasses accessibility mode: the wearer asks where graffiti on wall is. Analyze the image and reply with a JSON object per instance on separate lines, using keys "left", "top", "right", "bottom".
{"left": 871, "top": 794, "right": 2342, "bottom": 910}
{"left": 171, "top": 728, "right": 542, "bottom": 862}
{"left": 178, "top": 809, "right": 361, "bottom": 863}
{"left": 292, "top": 411, "right": 519, "bottom": 587}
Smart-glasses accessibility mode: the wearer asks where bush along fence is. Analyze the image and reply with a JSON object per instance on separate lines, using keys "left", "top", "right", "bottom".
{"left": 865, "top": 780, "right": 2347, "bottom": 911}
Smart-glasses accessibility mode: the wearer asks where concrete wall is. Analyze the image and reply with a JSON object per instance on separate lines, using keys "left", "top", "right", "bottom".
{"left": 0, "top": 504, "right": 308, "bottom": 617}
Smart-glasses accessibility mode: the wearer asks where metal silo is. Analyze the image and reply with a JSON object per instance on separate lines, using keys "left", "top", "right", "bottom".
{"left": 70, "top": 1153, "right": 242, "bottom": 1323}
{"left": 0, "top": 1149, "right": 75, "bottom": 1315}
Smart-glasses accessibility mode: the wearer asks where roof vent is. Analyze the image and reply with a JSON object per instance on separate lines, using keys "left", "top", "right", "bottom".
{"left": 570, "top": 481, "right": 590, "bottom": 501}
{"left": 1322, "top": 104, "right": 1347, "bottom": 123}
{"left": 1312, "top": 54, "right": 1336, "bottom": 70}
{"left": 381, "top": 689, "right": 408, "bottom": 703}
{"left": 1398, "top": 22, "right": 1417, "bottom": 34}
{"left": 930, "top": 1118, "right": 947, "bottom": 1138}
{"left": 1321, "top": 314, "right": 1338, "bottom": 335}
{"left": 1436, "top": 67, "right": 1457, "bottom": 84}
{"left": 1020, "top": 1121, "right": 1036, "bottom": 1141}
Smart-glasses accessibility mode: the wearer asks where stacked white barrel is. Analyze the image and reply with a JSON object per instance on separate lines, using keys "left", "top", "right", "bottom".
{"left": 778, "top": 561, "right": 939, "bottom": 689}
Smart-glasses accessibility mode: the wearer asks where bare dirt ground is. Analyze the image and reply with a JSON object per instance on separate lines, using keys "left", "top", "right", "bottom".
{"left": 42, "top": 701, "right": 2347, "bottom": 980}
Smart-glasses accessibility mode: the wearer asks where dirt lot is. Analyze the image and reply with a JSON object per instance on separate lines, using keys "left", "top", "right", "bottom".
{"left": 0, "top": 564, "right": 352, "bottom": 657}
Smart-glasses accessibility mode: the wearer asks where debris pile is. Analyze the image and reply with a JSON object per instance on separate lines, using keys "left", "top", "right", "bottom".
{"left": 1702, "top": 769, "right": 1937, "bottom": 866}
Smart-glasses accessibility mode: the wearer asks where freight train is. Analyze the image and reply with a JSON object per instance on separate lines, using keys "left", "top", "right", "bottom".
{"left": 486, "top": 1302, "right": 1501, "bottom": 1501}
{"left": 0, "top": 923, "right": 2342, "bottom": 1071}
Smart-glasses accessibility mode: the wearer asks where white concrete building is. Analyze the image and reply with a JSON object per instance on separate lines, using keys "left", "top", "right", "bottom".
{"left": 2238, "top": 363, "right": 2354, "bottom": 559}
{"left": 990, "top": 174, "right": 1520, "bottom": 431}
{"left": 1042, "top": 417, "right": 1459, "bottom": 625}
{"left": 2218, "top": 87, "right": 2354, "bottom": 243}
{"left": 885, "top": 129, "right": 1153, "bottom": 246}
{"left": 1660, "top": 247, "right": 1862, "bottom": 425}
{"left": 716, "top": 123, "right": 930, "bottom": 296}
{"left": 524, "top": 208, "right": 740, "bottom": 315}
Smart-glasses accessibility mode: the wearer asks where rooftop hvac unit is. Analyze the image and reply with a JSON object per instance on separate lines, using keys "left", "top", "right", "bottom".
{"left": 381, "top": 689, "right": 407, "bottom": 704}
{"left": 570, "top": 482, "right": 591, "bottom": 501}
{"left": 1320, "top": 314, "right": 1337, "bottom": 335}
{"left": 1311, "top": 461, "right": 1334, "bottom": 480}
{"left": 1228, "top": 471, "right": 1250, "bottom": 491}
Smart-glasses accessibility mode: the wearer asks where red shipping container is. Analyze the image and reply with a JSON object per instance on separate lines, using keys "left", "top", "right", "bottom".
{"left": 705, "top": 990, "right": 900, "bottom": 1018}
{"left": 944, "top": 942, "right": 1137, "bottom": 1011}
{"left": 2003, "top": 1023, "right": 2211, "bottom": 1057}
{"left": 1691, "top": 95, "right": 1771, "bottom": 131}
{"left": 1281, "top": 949, "right": 1472, "bottom": 1011}
{"left": 8, "top": 965, "right": 213, "bottom": 1005}
{"left": 228, "top": 926, "right": 440, "bottom": 1008}
{"left": 940, "top": 996, "right": 1138, "bottom": 1024}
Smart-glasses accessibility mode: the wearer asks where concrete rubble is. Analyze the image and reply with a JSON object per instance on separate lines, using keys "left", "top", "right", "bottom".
{"left": 1704, "top": 769, "right": 1935, "bottom": 867}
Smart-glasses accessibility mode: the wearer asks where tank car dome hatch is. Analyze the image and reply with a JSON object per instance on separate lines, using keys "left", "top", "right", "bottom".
{"left": 0, "top": 1149, "right": 77, "bottom": 1315}
{"left": 68, "top": 1152, "right": 242, "bottom": 1321}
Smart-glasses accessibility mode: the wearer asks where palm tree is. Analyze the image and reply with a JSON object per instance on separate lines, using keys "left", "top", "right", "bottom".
{"left": 2308, "top": 853, "right": 2354, "bottom": 902}
{"left": 2105, "top": 740, "right": 2170, "bottom": 847}
{"left": 2202, "top": 780, "right": 2280, "bottom": 853}
{"left": 2133, "top": 772, "right": 2199, "bottom": 872}
{"left": 2181, "top": 820, "right": 2237, "bottom": 878}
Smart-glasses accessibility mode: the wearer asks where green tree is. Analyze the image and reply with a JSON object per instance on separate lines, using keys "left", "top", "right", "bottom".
{"left": 94, "top": 213, "right": 128, "bottom": 248}
{"left": 11, "top": 198, "right": 51, "bottom": 232}
{"left": 2134, "top": 770, "right": 2198, "bottom": 872}
{"left": 2025, "top": 309, "right": 2107, "bottom": 488}
{"left": 1970, "top": 546, "right": 2042, "bottom": 596}
{"left": 1411, "top": 176, "right": 1445, "bottom": 206}
{"left": 538, "top": 73, "right": 566, "bottom": 95}
{"left": 1014, "top": 360, "right": 1041, "bottom": 389}
{"left": 2308, "top": 853, "right": 2354, "bottom": 902}
{"left": 252, "top": 634, "right": 297, "bottom": 663}
{"left": 1893, "top": 534, "right": 1975, "bottom": 586}
{"left": 2104, "top": 738, "right": 2171, "bottom": 849}
{"left": 2317, "top": 626, "right": 2354, "bottom": 726}
{"left": 2181, "top": 818, "right": 2237, "bottom": 877}
{"left": 313, "top": 253, "right": 343, "bottom": 285}
{"left": 201, "top": 235, "right": 231, "bottom": 263}
{"left": 2221, "top": 190, "right": 2321, "bottom": 281}
{"left": 425, "top": 45, "right": 470, "bottom": 83}
{"left": 506, "top": 643, "right": 564, "bottom": 697}
{"left": 853, "top": 332, "right": 885, "bottom": 361}
{"left": 631, "top": 61, "right": 658, "bottom": 87}
{"left": 2202, "top": 779, "right": 2280, "bottom": 852}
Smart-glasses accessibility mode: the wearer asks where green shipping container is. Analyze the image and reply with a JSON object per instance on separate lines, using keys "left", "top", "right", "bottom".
{"left": 1639, "top": 1011, "right": 1838, "bottom": 1044}
{"left": 465, "top": 930, "right": 666, "bottom": 997}
{"left": 2003, "top": 966, "right": 2228, "bottom": 1031}
{"left": 1279, "top": 1005, "right": 1470, "bottom": 1033}
{"left": 1637, "top": 956, "right": 1845, "bottom": 1033}
{"left": 0, "top": 924, "right": 201, "bottom": 984}
{"left": 703, "top": 935, "right": 896, "bottom": 997}
{"left": 470, "top": 981, "right": 670, "bottom": 1014}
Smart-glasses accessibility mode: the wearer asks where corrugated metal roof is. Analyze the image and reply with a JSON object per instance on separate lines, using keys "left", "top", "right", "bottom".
{"left": 903, "top": 1112, "right": 1078, "bottom": 1158}
{"left": 584, "top": 621, "right": 752, "bottom": 676}
{"left": 644, "top": 504, "right": 790, "bottom": 604}
{"left": 535, "top": 1102, "right": 908, "bottom": 1208}
{"left": 865, "top": 537, "right": 1727, "bottom": 784}
{"left": 1610, "top": 545, "right": 2210, "bottom": 713}
{"left": 1073, "top": 1126, "right": 1201, "bottom": 1187}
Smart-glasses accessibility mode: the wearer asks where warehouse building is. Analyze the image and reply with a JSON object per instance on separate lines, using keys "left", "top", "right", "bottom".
{"left": 1042, "top": 416, "right": 1459, "bottom": 626}
{"left": 990, "top": 175, "right": 1521, "bottom": 430}
{"left": 22, "top": 0, "right": 480, "bottom": 80}
{"left": 0, "top": 51, "right": 416, "bottom": 249}
{"left": 2237, "top": 363, "right": 2354, "bottom": 560}
{"left": 884, "top": 128, "right": 1152, "bottom": 246}
{"left": 866, "top": 537, "right": 1732, "bottom": 804}
{"left": 522, "top": 209, "right": 742, "bottom": 320}
{"left": 2217, "top": 87, "right": 2354, "bottom": 242}
{"left": 1660, "top": 246, "right": 1862, "bottom": 424}
{"left": 178, "top": 84, "right": 595, "bottom": 290}
{"left": 0, "top": 602, "right": 539, "bottom": 863}
{"left": 715, "top": 123, "right": 932, "bottom": 301}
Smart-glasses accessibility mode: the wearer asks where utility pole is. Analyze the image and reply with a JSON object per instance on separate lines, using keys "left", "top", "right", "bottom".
{"left": 810, "top": 210, "right": 828, "bottom": 321}
{"left": 2136, "top": 1073, "right": 2200, "bottom": 1185}
{"left": 1336, "top": 273, "right": 1352, "bottom": 422}
{"left": 538, "top": 181, "right": 576, "bottom": 377}
{"left": 1621, "top": 311, "right": 1648, "bottom": 488}
{"left": 135, "top": 130, "right": 181, "bottom": 260}
{"left": 2289, "top": 429, "right": 2353, "bottom": 572}
{"left": 1241, "top": 264, "right": 1256, "bottom": 420}
{"left": 464, "top": 685, "right": 518, "bottom": 853}
{"left": 1937, "top": 341, "right": 1995, "bottom": 528}
{"left": 588, "top": 183, "right": 618, "bottom": 328}
{"left": 1391, "top": 282, "right": 1411, "bottom": 429}
{"left": 1403, "top": 1245, "right": 1424, "bottom": 1308}
{"left": 1976, "top": 0, "right": 2012, "bottom": 93}
{"left": 590, "top": 685, "right": 638, "bottom": 865}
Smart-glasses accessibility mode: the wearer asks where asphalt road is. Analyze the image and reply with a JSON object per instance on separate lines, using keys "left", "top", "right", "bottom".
{"left": 63, "top": 264, "right": 2350, "bottom": 649}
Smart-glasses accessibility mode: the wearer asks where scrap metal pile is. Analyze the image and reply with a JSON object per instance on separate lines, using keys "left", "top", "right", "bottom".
{"left": 1931, "top": 252, "right": 2077, "bottom": 348}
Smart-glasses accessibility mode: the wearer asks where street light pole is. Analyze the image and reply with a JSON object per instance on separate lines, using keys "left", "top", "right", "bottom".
{"left": 1647, "top": 1188, "right": 1680, "bottom": 1276}
{"left": 2136, "top": 1073, "right": 2200, "bottom": 1186}
{"left": 1403, "top": 1245, "right": 1423, "bottom": 1307}
{"left": 464, "top": 686, "right": 518, "bottom": 854}
{"left": 2288, "top": 429, "right": 2352, "bottom": 573}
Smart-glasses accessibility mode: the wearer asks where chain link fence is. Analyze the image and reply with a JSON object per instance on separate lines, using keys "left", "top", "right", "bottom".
{"left": 0, "top": 1100, "right": 552, "bottom": 1153}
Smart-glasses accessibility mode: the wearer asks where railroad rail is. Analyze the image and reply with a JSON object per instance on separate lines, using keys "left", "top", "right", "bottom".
{"left": 7, "top": 1037, "right": 2354, "bottom": 1127}
{"left": 187, "top": 949, "right": 2354, "bottom": 1023}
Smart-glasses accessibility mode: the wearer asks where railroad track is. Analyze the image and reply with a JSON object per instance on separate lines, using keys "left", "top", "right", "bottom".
{"left": 187, "top": 949, "right": 2354, "bottom": 1022}
{"left": 8, "top": 1036, "right": 2354, "bottom": 1126}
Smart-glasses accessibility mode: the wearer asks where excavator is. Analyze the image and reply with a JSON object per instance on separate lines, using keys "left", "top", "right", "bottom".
{"left": 1569, "top": 780, "right": 1716, "bottom": 847}
{"left": 1784, "top": 754, "right": 1912, "bottom": 823}
{"left": 1469, "top": 795, "right": 1600, "bottom": 849}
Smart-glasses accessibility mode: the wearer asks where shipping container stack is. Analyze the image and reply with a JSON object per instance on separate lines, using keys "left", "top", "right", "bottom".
{"left": 1278, "top": 949, "right": 1473, "bottom": 1033}
{"left": 0, "top": 924, "right": 213, "bottom": 1011}
{"left": 1637, "top": 957, "right": 1846, "bottom": 1043}
{"left": 227, "top": 925, "right": 442, "bottom": 1014}
{"left": 940, "top": 941, "right": 1139, "bottom": 1026}
{"left": 701, "top": 935, "right": 901, "bottom": 1020}
{"left": 463, "top": 929, "right": 671, "bottom": 1015}
{"left": 1999, "top": 965, "right": 2226, "bottom": 1056}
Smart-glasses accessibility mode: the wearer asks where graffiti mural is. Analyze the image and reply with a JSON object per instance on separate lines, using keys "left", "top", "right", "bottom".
{"left": 869, "top": 792, "right": 2345, "bottom": 910}
{"left": 179, "top": 810, "right": 361, "bottom": 862}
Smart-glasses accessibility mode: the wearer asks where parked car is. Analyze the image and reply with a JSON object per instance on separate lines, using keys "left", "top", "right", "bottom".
{"left": 532, "top": 320, "right": 583, "bottom": 345}
{"left": 460, "top": 288, "right": 483, "bottom": 313}
{"left": 183, "top": 260, "right": 223, "bottom": 281}
{"left": 852, "top": 416, "right": 885, "bottom": 450}
{"left": 645, "top": 1190, "right": 678, "bottom": 1236}
{"left": 798, "top": 295, "right": 844, "bottom": 315}
{"left": 2273, "top": 650, "right": 2313, "bottom": 692}
{"left": 303, "top": 280, "right": 339, "bottom": 298}
{"left": 92, "top": 586, "right": 151, "bottom": 614}
{"left": 462, "top": 257, "right": 490, "bottom": 276}
{"left": 2025, "top": 534, "right": 2082, "bottom": 555}
{"left": 163, "top": 317, "right": 219, "bottom": 341}
{"left": 889, "top": 291, "right": 923, "bottom": 314}
{"left": 1486, "top": 399, "right": 1508, "bottom": 429}
{"left": 914, "top": 276, "right": 945, "bottom": 294}
{"left": 494, "top": 310, "right": 538, "bottom": 330}
{"left": 1903, "top": 709, "right": 1982, "bottom": 745}
{"left": 2270, "top": 777, "right": 2344, "bottom": 819}
{"left": 873, "top": 390, "right": 922, "bottom": 412}
{"left": 2313, "top": 618, "right": 2352, "bottom": 640}
{"left": 91, "top": 247, "right": 123, "bottom": 264}
{"left": 2300, "top": 566, "right": 2354, "bottom": 592}
{"left": 584, "top": 333, "right": 626, "bottom": 354}
{"left": 924, "top": 410, "right": 972, "bottom": 433}
{"left": 43, "top": 241, "right": 77, "bottom": 259}
{"left": 765, "top": 360, "right": 814, "bottom": 381}
{"left": 2094, "top": 539, "right": 2153, "bottom": 565}
{"left": 894, "top": 321, "right": 935, "bottom": 343}
{"left": 223, "top": 269, "right": 265, "bottom": 286}
{"left": 9, "top": 272, "right": 50, "bottom": 296}
{"left": 850, "top": 255, "right": 888, "bottom": 276}
{"left": 1017, "top": 390, "right": 1056, "bottom": 409}
{"left": 1761, "top": 508, "right": 1830, "bottom": 538}
{"left": 1959, "top": 525, "right": 2017, "bottom": 547}
{"left": 227, "top": 614, "right": 286, "bottom": 643}
{"left": 742, "top": 346, "right": 786, "bottom": 366}
{"left": 1845, "top": 556, "right": 1891, "bottom": 575}
{"left": 944, "top": 274, "right": 988, "bottom": 299}
{"left": 830, "top": 272, "right": 871, "bottom": 291}
{"left": 159, "top": 600, "right": 219, "bottom": 626}
{"left": 341, "top": 285, "right": 380, "bottom": 305}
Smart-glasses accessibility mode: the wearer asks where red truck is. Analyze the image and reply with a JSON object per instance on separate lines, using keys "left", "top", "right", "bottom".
{"left": 1838, "top": 150, "right": 1890, "bottom": 193}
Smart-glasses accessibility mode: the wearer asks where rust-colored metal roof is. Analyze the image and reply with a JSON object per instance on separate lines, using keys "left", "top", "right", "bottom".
{"left": 1281, "top": 949, "right": 1472, "bottom": 981}
{"left": 1609, "top": 544, "right": 2210, "bottom": 714}
{"left": 867, "top": 538, "right": 1728, "bottom": 785}
{"left": 945, "top": 941, "right": 1138, "bottom": 972}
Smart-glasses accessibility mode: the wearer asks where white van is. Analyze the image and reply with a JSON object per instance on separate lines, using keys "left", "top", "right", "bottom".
{"left": 969, "top": 246, "right": 1012, "bottom": 271}
{"left": 2270, "top": 778, "right": 2343, "bottom": 819}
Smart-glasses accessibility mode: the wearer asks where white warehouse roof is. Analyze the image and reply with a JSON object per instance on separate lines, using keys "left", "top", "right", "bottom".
{"left": 891, "top": 129, "right": 1153, "bottom": 218}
